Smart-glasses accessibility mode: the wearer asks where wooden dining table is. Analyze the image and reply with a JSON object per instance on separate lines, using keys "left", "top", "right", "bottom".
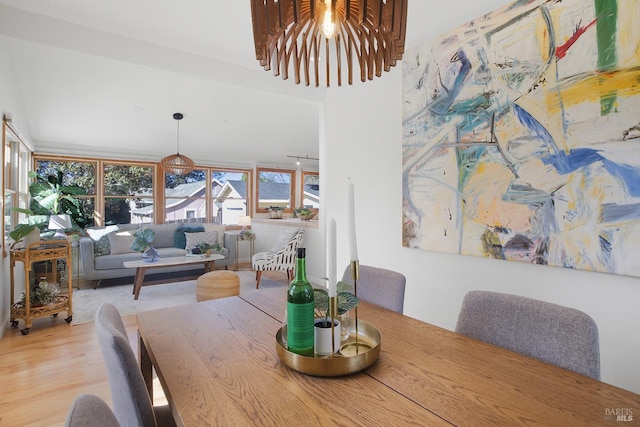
{"left": 136, "top": 287, "right": 640, "bottom": 426}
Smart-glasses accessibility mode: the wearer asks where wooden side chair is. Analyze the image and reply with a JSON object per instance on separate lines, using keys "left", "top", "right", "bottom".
{"left": 252, "top": 228, "right": 305, "bottom": 288}
{"left": 455, "top": 290, "right": 601, "bottom": 379}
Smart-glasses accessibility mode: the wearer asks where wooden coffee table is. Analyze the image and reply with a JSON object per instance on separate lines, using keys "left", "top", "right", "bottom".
{"left": 124, "top": 254, "right": 225, "bottom": 300}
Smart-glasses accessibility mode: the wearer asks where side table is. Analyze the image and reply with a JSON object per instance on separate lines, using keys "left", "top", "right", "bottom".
{"left": 9, "top": 240, "right": 73, "bottom": 335}
{"left": 235, "top": 231, "right": 255, "bottom": 271}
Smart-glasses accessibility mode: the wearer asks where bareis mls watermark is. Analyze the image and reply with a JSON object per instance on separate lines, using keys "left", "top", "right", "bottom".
{"left": 605, "top": 408, "right": 633, "bottom": 422}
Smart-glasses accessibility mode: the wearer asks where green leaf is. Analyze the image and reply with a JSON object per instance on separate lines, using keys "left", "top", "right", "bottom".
{"left": 337, "top": 291, "right": 359, "bottom": 315}
{"left": 9, "top": 223, "right": 37, "bottom": 241}
{"left": 131, "top": 227, "right": 156, "bottom": 252}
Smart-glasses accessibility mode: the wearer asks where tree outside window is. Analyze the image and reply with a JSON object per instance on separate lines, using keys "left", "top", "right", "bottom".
{"left": 104, "top": 163, "right": 154, "bottom": 225}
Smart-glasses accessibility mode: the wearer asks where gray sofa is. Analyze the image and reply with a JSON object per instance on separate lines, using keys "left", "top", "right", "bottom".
{"left": 79, "top": 222, "right": 236, "bottom": 288}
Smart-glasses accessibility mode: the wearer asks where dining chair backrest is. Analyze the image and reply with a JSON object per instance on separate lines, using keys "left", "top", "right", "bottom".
{"left": 340, "top": 265, "right": 406, "bottom": 313}
{"left": 64, "top": 394, "right": 121, "bottom": 427}
{"left": 455, "top": 290, "right": 601, "bottom": 379}
{"left": 95, "top": 303, "right": 157, "bottom": 427}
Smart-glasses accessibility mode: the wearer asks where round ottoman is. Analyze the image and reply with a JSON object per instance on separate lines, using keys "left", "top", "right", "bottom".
{"left": 196, "top": 270, "right": 240, "bottom": 302}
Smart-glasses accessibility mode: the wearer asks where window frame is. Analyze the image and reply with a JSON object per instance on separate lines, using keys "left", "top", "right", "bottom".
{"left": 33, "top": 155, "right": 254, "bottom": 227}
{"left": 3, "top": 119, "right": 32, "bottom": 257}
{"left": 300, "top": 170, "right": 320, "bottom": 211}
{"left": 256, "top": 167, "right": 296, "bottom": 213}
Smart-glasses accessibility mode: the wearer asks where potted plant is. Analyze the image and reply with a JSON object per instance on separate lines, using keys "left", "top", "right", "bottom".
{"left": 131, "top": 227, "right": 159, "bottom": 262}
{"left": 293, "top": 207, "right": 316, "bottom": 221}
{"left": 16, "top": 278, "right": 56, "bottom": 308}
{"left": 313, "top": 281, "right": 359, "bottom": 355}
{"left": 267, "top": 206, "right": 284, "bottom": 219}
{"left": 9, "top": 170, "right": 87, "bottom": 242}
{"left": 193, "top": 242, "right": 222, "bottom": 257}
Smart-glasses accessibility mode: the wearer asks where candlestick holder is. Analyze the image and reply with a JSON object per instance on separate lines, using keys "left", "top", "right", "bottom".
{"left": 339, "top": 260, "right": 373, "bottom": 357}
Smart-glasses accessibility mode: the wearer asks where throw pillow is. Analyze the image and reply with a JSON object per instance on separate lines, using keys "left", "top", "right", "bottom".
{"left": 87, "top": 225, "right": 119, "bottom": 256}
{"left": 174, "top": 224, "right": 205, "bottom": 249}
{"left": 184, "top": 231, "right": 218, "bottom": 250}
{"left": 203, "top": 223, "right": 226, "bottom": 246}
{"left": 108, "top": 231, "right": 136, "bottom": 254}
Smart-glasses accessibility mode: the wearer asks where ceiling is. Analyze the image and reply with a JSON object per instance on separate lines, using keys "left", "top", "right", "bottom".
{"left": 0, "top": 0, "right": 508, "bottom": 169}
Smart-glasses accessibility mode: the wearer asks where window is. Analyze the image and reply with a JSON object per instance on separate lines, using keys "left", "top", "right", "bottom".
{"left": 4, "top": 119, "right": 32, "bottom": 255}
{"left": 212, "top": 169, "right": 250, "bottom": 225}
{"left": 301, "top": 171, "right": 319, "bottom": 209}
{"left": 33, "top": 156, "right": 253, "bottom": 226}
{"left": 164, "top": 168, "right": 250, "bottom": 225}
{"left": 35, "top": 159, "right": 97, "bottom": 228}
{"left": 104, "top": 162, "right": 154, "bottom": 225}
{"left": 164, "top": 169, "right": 207, "bottom": 224}
{"left": 256, "top": 168, "right": 295, "bottom": 212}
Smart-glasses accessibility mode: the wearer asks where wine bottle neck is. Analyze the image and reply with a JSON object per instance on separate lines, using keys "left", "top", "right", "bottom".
{"left": 295, "top": 256, "right": 307, "bottom": 282}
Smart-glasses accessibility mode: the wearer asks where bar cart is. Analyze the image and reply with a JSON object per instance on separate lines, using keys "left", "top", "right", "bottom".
{"left": 9, "top": 240, "right": 73, "bottom": 335}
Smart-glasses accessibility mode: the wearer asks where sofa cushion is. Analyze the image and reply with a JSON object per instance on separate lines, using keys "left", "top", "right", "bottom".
{"left": 185, "top": 231, "right": 218, "bottom": 250}
{"left": 203, "top": 224, "right": 226, "bottom": 246}
{"left": 156, "top": 247, "right": 190, "bottom": 257}
{"left": 149, "top": 223, "right": 180, "bottom": 248}
{"left": 95, "top": 252, "right": 140, "bottom": 270}
{"left": 174, "top": 224, "right": 205, "bottom": 248}
{"left": 94, "top": 248, "right": 188, "bottom": 270}
{"left": 108, "top": 231, "right": 136, "bottom": 255}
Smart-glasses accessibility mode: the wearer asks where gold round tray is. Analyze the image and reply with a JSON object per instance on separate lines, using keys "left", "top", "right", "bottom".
{"left": 275, "top": 320, "right": 381, "bottom": 377}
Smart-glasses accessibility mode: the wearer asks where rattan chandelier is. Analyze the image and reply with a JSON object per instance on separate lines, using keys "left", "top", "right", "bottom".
{"left": 160, "top": 113, "right": 195, "bottom": 176}
{"left": 250, "top": 0, "right": 408, "bottom": 87}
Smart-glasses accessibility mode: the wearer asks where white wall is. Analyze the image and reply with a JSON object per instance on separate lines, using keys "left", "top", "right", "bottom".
{"left": 321, "top": 67, "right": 640, "bottom": 394}
{"left": 0, "top": 36, "right": 30, "bottom": 339}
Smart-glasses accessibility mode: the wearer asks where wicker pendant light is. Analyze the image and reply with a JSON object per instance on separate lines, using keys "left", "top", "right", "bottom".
{"left": 161, "top": 112, "right": 195, "bottom": 176}
{"left": 250, "top": 0, "right": 408, "bottom": 87}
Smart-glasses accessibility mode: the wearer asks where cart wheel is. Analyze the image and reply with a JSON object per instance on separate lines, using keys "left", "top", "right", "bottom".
{"left": 65, "top": 316, "right": 73, "bottom": 323}
{"left": 21, "top": 328, "right": 30, "bottom": 335}
{"left": 52, "top": 313, "right": 59, "bottom": 318}
{"left": 10, "top": 320, "right": 18, "bottom": 328}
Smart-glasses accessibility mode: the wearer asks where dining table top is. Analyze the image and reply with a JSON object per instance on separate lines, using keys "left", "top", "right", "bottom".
{"left": 136, "top": 286, "right": 640, "bottom": 426}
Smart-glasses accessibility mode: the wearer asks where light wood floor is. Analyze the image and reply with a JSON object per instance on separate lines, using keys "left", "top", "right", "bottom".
{"left": 0, "top": 270, "right": 288, "bottom": 427}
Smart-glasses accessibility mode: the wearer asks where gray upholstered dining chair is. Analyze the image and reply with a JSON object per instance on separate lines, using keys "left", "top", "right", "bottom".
{"left": 252, "top": 228, "right": 305, "bottom": 288}
{"left": 340, "top": 265, "right": 406, "bottom": 313}
{"left": 64, "top": 394, "right": 121, "bottom": 427}
{"left": 95, "top": 303, "right": 176, "bottom": 427}
{"left": 455, "top": 290, "right": 601, "bottom": 380}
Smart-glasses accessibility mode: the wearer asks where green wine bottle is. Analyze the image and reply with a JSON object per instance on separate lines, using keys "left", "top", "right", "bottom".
{"left": 287, "top": 247, "right": 314, "bottom": 356}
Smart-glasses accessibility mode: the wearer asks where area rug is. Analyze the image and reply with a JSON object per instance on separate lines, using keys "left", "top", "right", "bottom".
{"left": 71, "top": 271, "right": 284, "bottom": 325}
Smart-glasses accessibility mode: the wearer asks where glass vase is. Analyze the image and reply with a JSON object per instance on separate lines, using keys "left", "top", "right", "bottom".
{"left": 338, "top": 311, "right": 352, "bottom": 342}
{"left": 142, "top": 245, "right": 160, "bottom": 262}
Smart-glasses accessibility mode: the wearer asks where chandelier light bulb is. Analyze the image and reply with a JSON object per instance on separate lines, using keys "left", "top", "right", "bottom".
{"left": 322, "top": 1, "right": 336, "bottom": 39}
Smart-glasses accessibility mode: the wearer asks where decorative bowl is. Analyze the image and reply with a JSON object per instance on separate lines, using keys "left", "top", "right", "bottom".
{"left": 299, "top": 213, "right": 316, "bottom": 221}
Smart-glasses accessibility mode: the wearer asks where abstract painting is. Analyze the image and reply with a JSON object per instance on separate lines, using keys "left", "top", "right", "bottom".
{"left": 402, "top": 0, "right": 640, "bottom": 277}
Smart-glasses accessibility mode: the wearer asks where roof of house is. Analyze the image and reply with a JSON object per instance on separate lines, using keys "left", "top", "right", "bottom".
{"left": 131, "top": 180, "right": 211, "bottom": 215}
{"left": 258, "top": 181, "right": 291, "bottom": 200}
{"left": 225, "top": 180, "right": 248, "bottom": 199}
{"left": 304, "top": 183, "right": 319, "bottom": 197}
